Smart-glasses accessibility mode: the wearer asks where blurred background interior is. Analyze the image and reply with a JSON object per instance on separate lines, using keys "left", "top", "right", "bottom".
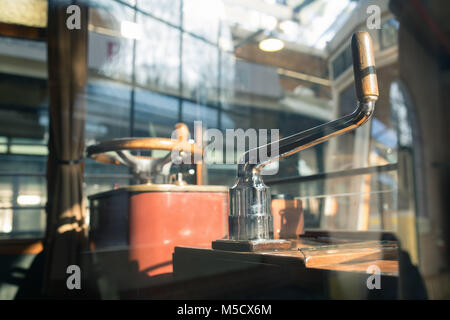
{"left": 0, "top": 0, "right": 449, "bottom": 299}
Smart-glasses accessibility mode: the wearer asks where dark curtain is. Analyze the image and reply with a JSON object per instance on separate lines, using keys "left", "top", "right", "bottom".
{"left": 43, "top": 0, "right": 88, "bottom": 297}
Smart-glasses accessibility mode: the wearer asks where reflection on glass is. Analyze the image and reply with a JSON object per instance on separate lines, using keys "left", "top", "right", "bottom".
{"left": 182, "top": 100, "right": 218, "bottom": 129}
{"left": 138, "top": 0, "right": 180, "bottom": 26}
{"left": 88, "top": 31, "right": 134, "bottom": 82}
{"left": 390, "top": 81, "right": 413, "bottom": 147}
{"left": 0, "top": 0, "right": 411, "bottom": 251}
{"left": 380, "top": 18, "right": 399, "bottom": 50}
{"left": 183, "top": 0, "right": 224, "bottom": 43}
{"left": 84, "top": 176, "right": 130, "bottom": 198}
{"left": 90, "top": 0, "right": 135, "bottom": 32}
{"left": 218, "top": 48, "right": 235, "bottom": 109}
{"left": 0, "top": 0, "right": 47, "bottom": 27}
{"left": 0, "top": 173, "right": 47, "bottom": 237}
{"left": 223, "top": 0, "right": 356, "bottom": 50}
{"left": 135, "top": 13, "right": 180, "bottom": 92}
{"left": 0, "top": 46, "right": 48, "bottom": 238}
{"left": 182, "top": 33, "right": 218, "bottom": 103}
{"left": 134, "top": 89, "right": 179, "bottom": 137}
{"left": 271, "top": 168, "right": 398, "bottom": 232}
{"left": 85, "top": 81, "right": 132, "bottom": 142}
{"left": 370, "top": 117, "right": 397, "bottom": 166}
{"left": 89, "top": 1, "right": 135, "bottom": 81}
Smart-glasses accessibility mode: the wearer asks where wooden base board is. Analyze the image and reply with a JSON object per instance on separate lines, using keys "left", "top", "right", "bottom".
{"left": 211, "top": 239, "right": 293, "bottom": 252}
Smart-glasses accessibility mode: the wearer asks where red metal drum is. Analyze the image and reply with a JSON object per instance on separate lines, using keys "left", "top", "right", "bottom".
{"left": 88, "top": 184, "right": 228, "bottom": 276}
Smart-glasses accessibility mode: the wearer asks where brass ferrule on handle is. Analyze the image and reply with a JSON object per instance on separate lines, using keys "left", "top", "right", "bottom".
{"left": 352, "top": 31, "right": 379, "bottom": 102}
{"left": 228, "top": 32, "right": 379, "bottom": 241}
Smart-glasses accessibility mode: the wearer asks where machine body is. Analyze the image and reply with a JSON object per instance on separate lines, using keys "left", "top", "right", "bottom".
{"left": 86, "top": 124, "right": 228, "bottom": 276}
{"left": 89, "top": 184, "right": 228, "bottom": 276}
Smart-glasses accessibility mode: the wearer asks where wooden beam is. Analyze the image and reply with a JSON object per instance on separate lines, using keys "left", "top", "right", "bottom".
{"left": 0, "top": 22, "right": 46, "bottom": 41}
{"left": 0, "top": 239, "right": 43, "bottom": 255}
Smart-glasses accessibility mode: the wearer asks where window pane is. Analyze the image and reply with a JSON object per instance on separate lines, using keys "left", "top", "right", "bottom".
{"left": 0, "top": 38, "right": 48, "bottom": 238}
{"left": 137, "top": 0, "right": 180, "bottom": 26}
{"left": 135, "top": 13, "right": 180, "bottom": 92}
{"left": 85, "top": 80, "right": 132, "bottom": 142}
{"left": 182, "top": 33, "right": 218, "bottom": 103}
{"left": 134, "top": 89, "right": 179, "bottom": 137}
{"left": 380, "top": 18, "right": 399, "bottom": 50}
{"left": 89, "top": 1, "right": 135, "bottom": 82}
{"left": 183, "top": 0, "right": 223, "bottom": 43}
{"left": 0, "top": 170, "right": 47, "bottom": 238}
{"left": 182, "top": 100, "right": 217, "bottom": 129}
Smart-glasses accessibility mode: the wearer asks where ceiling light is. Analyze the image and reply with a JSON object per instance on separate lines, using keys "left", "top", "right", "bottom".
{"left": 258, "top": 38, "right": 284, "bottom": 52}
{"left": 17, "top": 195, "right": 41, "bottom": 206}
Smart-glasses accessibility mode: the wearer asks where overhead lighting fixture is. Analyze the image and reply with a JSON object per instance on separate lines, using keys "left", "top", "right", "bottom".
{"left": 258, "top": 38, "right": 284, "bottom": 52}
{"left": 121, "top": 21, "right": 142, "bottom": 40}
{"left": 17, "top": 195, "right": 41, "bottom": 206}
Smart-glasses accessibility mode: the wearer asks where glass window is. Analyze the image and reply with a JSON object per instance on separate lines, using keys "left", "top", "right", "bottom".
{"left": 85, "top": 81, "right": 132, "bottom": 142}
{"left": 134, "top": 89, "right": 179, "bottom": 137}
{"left": 182, "top": 100, "right": 218, "bottom": 129}
{"left": 138, "top": 0, "right": 180, "bottom": 26}
{"left": 135, "top": 13, "right": 180, "bottom": 92}
{"left": 88, "top": 0, "right": 136, "bottom": 82}
{"left": 0, "top": 0, "right": 404, "bottom": 238}
{"left": 0, "top": 40, "right": 48, "bottom": 238}
{"left": 183, "top": 0, "right": 222, "bottom": 43}
{"left": 4, "top": 0, "right": 449, "bottom": 301}
{"left": 380, "top": 18, "right": 399, "bottom": 50}
{"left": 182, "top": 33, "right": 218, "bottom": 103}
{"left": 332, "top": 44, "right": 352, "bottom": 80}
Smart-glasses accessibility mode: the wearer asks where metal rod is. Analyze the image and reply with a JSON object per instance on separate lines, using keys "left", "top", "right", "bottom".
{"left": 237, "top": 99, "right": 376, "bottom": 178}
{"left": 265, "top": 163, "right": 398, "bottom": 186}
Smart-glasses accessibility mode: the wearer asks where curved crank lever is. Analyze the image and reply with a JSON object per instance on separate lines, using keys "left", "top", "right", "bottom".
{"left": 228, "top": 31, "right": 379, "bottom": 241}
